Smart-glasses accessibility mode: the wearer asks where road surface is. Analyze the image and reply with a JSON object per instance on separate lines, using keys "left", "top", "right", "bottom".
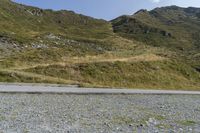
{"left": 0, "top": 83, "right": 200, "bottom": 94}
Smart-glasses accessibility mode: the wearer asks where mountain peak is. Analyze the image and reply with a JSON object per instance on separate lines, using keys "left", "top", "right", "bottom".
{"left": 134, "top": 9, "right": 148, "bottom": 15}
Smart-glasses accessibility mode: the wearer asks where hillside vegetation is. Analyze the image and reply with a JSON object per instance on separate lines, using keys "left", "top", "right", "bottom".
{"left": 0, "top": 1, "right": 200, "bottom": 90}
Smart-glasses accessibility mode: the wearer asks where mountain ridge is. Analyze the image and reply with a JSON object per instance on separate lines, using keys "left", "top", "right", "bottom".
{"left": 112, "top": 6, "right": 200, "bottom": 49}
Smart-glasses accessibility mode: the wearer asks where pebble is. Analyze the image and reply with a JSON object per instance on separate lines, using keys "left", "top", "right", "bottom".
{"left": 0, "top": 94, "right": 199, "bottom": 133}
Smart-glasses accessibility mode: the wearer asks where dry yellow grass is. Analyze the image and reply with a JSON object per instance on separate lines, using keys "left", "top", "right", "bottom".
{"left": 9, "top": 53, "right": 166, "bottom": 71}
{"left": 0, "top": 69, "right": 78, "bottom": 84}
{"left": 70, "top": 54, "right": 165, "bottom": 63}
{"left": 0, "top": 53, "right": 167, "bottom": 86}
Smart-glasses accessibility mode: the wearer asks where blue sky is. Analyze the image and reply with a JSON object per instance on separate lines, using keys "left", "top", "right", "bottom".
{"left": 13, "top": 0, "right": 200, "bottom": 20}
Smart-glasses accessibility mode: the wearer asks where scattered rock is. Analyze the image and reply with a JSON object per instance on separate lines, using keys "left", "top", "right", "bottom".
{"left": 0, "top": 94, "right": 199, "bottom": 132}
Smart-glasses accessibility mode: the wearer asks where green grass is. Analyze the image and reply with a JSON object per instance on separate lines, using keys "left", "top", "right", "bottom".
{"left": 178, "top": 120, "right": 196, "bottom": 126}
{"left": 0, "top": 114, "right": 5, "bottom": 121}
{"left": 112, "top": 116, "right": 133, "bottom": 125}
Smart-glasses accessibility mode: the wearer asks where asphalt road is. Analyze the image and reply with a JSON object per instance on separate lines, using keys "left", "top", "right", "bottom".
{"left": 0, "top": 83, "right": 200, "bottom": 94}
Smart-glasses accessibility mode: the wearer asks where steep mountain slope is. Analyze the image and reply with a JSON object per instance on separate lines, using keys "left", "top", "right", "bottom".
{"left": 0, "top": 0, "right": 112, "bottom": 42}
{"left": 112, "top": 6, "right": 200, "bottom": 73}
{"left": 0, "top": 0, "right": 119, "bottom": 63}
{"left": 0, "top": 1, "right": 200, "bottom": 90}
{"left": 112, "top": 6, "right": 200, "bottom": 51}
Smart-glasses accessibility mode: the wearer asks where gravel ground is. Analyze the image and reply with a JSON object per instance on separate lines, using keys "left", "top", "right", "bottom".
{"left": 0, "top": 94, "right": 200, "bottom": 133}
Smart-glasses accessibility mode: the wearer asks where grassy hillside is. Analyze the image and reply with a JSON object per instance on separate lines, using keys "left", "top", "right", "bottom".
{"left": 0, "top": 0, "right": 113, "bottom": 42}
{"left": 23, "top": 60, "right": 200, "bottom": 90}
{"left": 112, "top": 6, "right": 200, "bottom": 76}
{"left": 112, "top": 6, "right": 200, "bottom": 51}
{"left": 0, "top": 1, "right": 200, "bottom": 90}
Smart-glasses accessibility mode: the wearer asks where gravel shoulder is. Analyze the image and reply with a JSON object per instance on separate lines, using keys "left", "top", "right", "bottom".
{"left": 0, "top": 93, "right": 200, "bottom": 132}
